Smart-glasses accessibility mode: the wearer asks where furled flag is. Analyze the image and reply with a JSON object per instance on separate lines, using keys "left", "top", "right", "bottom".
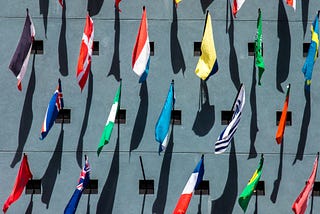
{"left": 3, "top": 154, "right": 33, "bottom": 213}
{"left": 40, "top": 79, "right": 64, "bottom": 140}
{"left": 175, "top": 0, "right": 182, "bottom": 5}
{"left": 9, "top": 9, "right": 35, "bottom": 91}
{"left": 97, "top": 82, "right": 121, "bottom": 156}
{"left": 275, "top": 84, "right": 290, "bottom": 144}
{"left": 302, "top": 14, "right": 319, "bottom": 87}
{"left": 59, "top": 0, "right": 63, "bottom": 7}
{"left": 255, "top": 9, "right": 265, "bottom": 85}
{"left": 292, "top": 154, "right": 319, "bottom": 214}
{"left": 286, "top": 0, "right": 296, "bottom": 10}
{"left": 64, "top": 155, "right": 91, "bottom": 214}
{"left": 115, "top": 0, "right": 121, "bottom": 12}
{"left": 173, "top": 155, "right": 204, "bottom": 214}
{"left": 132, "top": 6, "right": 150, "bottom": 83}
{"left": 155, "top": 80, "right": 175, "bottom": 153}
{"left": 238, "top": 154, "right": 264, "bottom": 212}
{"left": 232, "top": 0, "right": 246, "bottom": 17}
{"left": 215, "top": 84, "right": 245, "bottom": 154}
{"left": 195, "top": 11, "right": 218, "bottom": 81}
{"left": 76, "top": 14, "right": 94, "bottom": 91}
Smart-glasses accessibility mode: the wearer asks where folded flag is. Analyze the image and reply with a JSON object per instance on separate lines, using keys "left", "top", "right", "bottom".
{"left": 40, "top": 79, "right": 64, "bottom": 140}
{"left": 97, "top": 82, "right": 121, "bottom": 156}
{"left": 132, "top": 6, "right": 150, "bottom": 83}
{"left": 255, "top": 9, "right": 265, "bottom": 85}
{"left": 64, "top": 155, "right": 91, "bottom": 214}
{"left": 115, "top": 0, "right": 121, "bottom": 12}
{"left": 215, "top": 84, "right": 245, "bottom": 154}
{"left": 59, "top": 0, "right": 63, "bottom": 7}
{"left": 9, "top": 9, "right": 35, "bottom": 91}
{"left": 275, "top": 84, "right": 290, "bottom": 144}
{"left": 76, "top": 14, "right": 94, "bottom": 91}
{"left": 155, "top": 81, "right": 175, "bottom": 153}
{"left": 195, "top": 11, "right": 218, "bottom": 81}
{"left": 3, "top": 154, "right": 33, "bottom": 213}
{"left": 232, "top": 0, "right": 246, "bottom": 17}
{"left": 286, "top": 0, "right": 296, "bottom": 10}
{"left": 175, "top": 0, "right": 182, "bottom": 5}
{"left": 173, "top": 155, "right": 204, "bottom": 214}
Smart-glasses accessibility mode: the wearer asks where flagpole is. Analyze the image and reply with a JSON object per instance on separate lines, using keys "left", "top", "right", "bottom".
{"left": 230, "top": 83, "right": 243, "bottom": 111}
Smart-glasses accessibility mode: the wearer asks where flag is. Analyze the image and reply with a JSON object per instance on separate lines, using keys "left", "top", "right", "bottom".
{"left": 9, "top": 9, "right": 35, "bottom": 91}
{"left": 175, "top": 0, "right": 182, "bottom": 5}
{"left": 286, "top": 0, "right": 296, "bottom": 10}
{"left": 292, "top": 154, "right": 319, "bottom": 214}
{"left": 97, "top": 82, "right": 121, "bottom": 156}
{"left": 255, "top": 9, "right": 265, "bottom": 85}
{"left": 64, "top": 155, "right": 91, "bottom": 214}
{"left": 232, "top": 0, "right": 246, "bottom": 17}
{"left": 275, "top": 84, "right": 290, "bottom": 144}
{"left": 132, "top": 6, "right": 150, "bottom": 83}
{"left": 238, "top": 154, "right": 264, "bottom": 212}
{"left": 173, "top": 155, "right": 204, "bottom": 214}
{"left": 195, "top": 11, "right": 218, "bottom": 81}
{"left": 215, "top": 84, "right": 245, "bottom": 154}
{"left": 3, "top": 154, "right": 33, "bottom": 213}
{"left": 59, "top": 0, "right": 63, "bottom": 7}
{"left": 76, "top": 14, "right": 94, "bottom": 91}
{"left": 155, "top": 81, "right": 175, "bottom": 153}
{"left": 302, "top": 14, "right": 319, "bottom": 87}
{"left": 115, "top": 0, "right": 121, "bottom": 12}
{"left": 40, "top": 79, "right": 64, "bottom": 140}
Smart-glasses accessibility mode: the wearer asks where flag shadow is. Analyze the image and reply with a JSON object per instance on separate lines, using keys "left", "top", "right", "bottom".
{"left": 270, "top": 142, "right": 283, "bottom": 203}
{"left": 76, "top": 71, "right": 93, "bottom": 168}
{"left": 211, "top": 140, "right": 238, "bottom": 214}
{"left": 87, "top": 0, "right": 104, "bottom": 17}
{"left": 41, "top": 125, "right": 64, "bottom": 208}
{"left": 200, "top": 0, "right": 214, "bottom": 14}
{"left": 11, "top": 54, "right": 36, "bottom": 168}
{"left": 58, "top": 0, "right": 68, "bottom": 76}
{"left": 302, "top": 0, "right": 310, "bottom": 38}
{"left": 39, "top": 0, "right": 49, "bottom": 38}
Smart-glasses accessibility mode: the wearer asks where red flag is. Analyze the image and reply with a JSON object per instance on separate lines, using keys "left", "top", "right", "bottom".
{"left": 275, "top": 84, "right": 290, "bottom": 144}
{"left": 292, "top": 155, "right": 319, "bottom": 214}
{"left": 58, "top": 0, "right": 63, "bottom": 7}
{"left": 76, "top": 15, "right": 94, "bottom": 91}
{"left": 115, "top": 0, "right": 122, "bottom": 12}
{"left": 3, "top": 154, "right": 33, "bottom": 213}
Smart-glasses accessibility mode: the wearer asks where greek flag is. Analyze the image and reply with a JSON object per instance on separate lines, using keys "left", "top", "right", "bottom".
{"left": 215, "top": 84, "right": 245, "bottom": 154}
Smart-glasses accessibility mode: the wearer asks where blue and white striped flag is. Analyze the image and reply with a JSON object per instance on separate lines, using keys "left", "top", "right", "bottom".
{"left": 215, "top": 84, "right": 245, "bottom": 154}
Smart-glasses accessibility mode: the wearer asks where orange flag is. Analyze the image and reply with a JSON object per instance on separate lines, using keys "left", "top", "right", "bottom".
{"left": 275, "top": 84, "right": 290, "bottom": 144}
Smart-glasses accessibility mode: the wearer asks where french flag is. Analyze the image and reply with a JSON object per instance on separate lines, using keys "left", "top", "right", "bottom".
{"left": 40, "top": 79, "right": 64, "bottom": 140}
{"left": 173, "top": 155, "right": 204, "bottom": 214}
{"left": 132, "top": 6, "right": 150, "bottom": 83}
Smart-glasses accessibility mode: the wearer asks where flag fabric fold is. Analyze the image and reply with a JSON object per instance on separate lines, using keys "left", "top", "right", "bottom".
{"left": 238, "top": 155, "right": 264, "bottom": 212}
{"left": 292, "top": 154, "right": 319, "bottom": 214}
{"left": 132, "top": 7, "right": 150, "bottom": 83}
{"left": 195, "top": 11, "right": 218, "bottom": 81}
{"left": 215, "top": 84, "right": 245, "bottom": 154}
{"left": 64, "top": 156, "right": 91, "bottom": 214}
{"left": 97, "top": 82, "right": 121, "bottom": 156}
{"left": 115, "top": 0, "right": 122, "bottom": 12}
{"left": 302, "top": 14, "right": 319, "bottom": 87}
{"left": 155, "top": 81, "right": 175, "bottom": 153}
{"left": 255, "top": 9, "right": 265, "bottom": 85}
{"left": 58, "top": 0, "right": 63, "bottom": 7}
{"left": 3, "top": 154, "right": 33, "bottom": 213}
{"left": 275, "top": 84, "right": 290, "bottom": 144}
{"left": 232, "top": 0, "right": 246, "bottom": 17}
{"left": 9, "top": 9, "right": 35, "bottom": 91}
{"left": 76, "top": 14, "right": 94, "bottom": 91}
{"left": 40, "top": 79, "right": 64, "bottom": 140}
{"left": 173, "top": 155, "right": 204, "bottom": 214}
{"left": 286, "top": 0, "right": 296, "bottom": 10}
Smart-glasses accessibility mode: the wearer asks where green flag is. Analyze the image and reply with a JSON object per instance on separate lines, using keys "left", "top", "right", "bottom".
{"left": 238, "top": 155, "right": 264, "bottom": 212}
{"left": 255, "top": 9, "right": 265, "bottom": 85}
{"left": 97, "top": 82, "right": 121, "bottom": 156}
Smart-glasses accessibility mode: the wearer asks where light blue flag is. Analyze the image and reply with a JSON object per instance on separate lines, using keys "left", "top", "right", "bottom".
{"left": 155, "top": 81, "right": 175, "bottom": 153}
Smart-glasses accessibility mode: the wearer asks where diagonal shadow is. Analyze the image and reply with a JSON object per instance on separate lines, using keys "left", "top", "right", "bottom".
{"left": 293, "top": 88, "right": 310, "bottom": 164}
{"left": 301, "top": 0, "right": 310, "bottom": 38}
{"left": 86, "top": 192, "right": 91, "bottom": 214}
{"left": 170, "top": 1, "right": 186, "bottom": 76}
{"left": 197, "top": 192, "right": 203, "bottom": 214}
{"left": 211, "top": 140, "right": 238, "bottom": 214}
{"left": 129, "top": 82, "right": 148, "bottom": 157}
{"left": 41, "top": 125, "right": 64, "bottom": 208}
{"left": 39, "top": 0, "right": 49, "bottom": 38}
{"left": 254, "top": 192, "right": 258, "bottom": 214}
{"left": 87, "top": 0, "right": 104, "bottom": 17}
{"left": 58, "top": 0, "right": 68, "bottom": 76}
{"left": 200, "top": 0, "right": 214, "bottom": 14}
{"left": 192, "top": 80, "right": 215, "bottom": 136}
{"left": 11, "top": 55, "right": 36, "bottom": 168}
{"left": 276, "top": 0, "right": 291, "bottom": 93}
{"left": 270, "top": 142, "right": 283, "bottom": 203}
{"left": 76, "top": 71, "right": 93, "bottom": 168}
{"left": 25, "top": 194, "right": 33, "bottom": 214}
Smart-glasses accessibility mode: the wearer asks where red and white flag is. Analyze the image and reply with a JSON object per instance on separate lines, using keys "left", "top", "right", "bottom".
{"left": 115, "top": 0, "right": 121, "bottom": 12}
{"left": 232, "top": 0, "right": 246, "bottom": 17}
{"left": 76, "top": 15, "right": 94, "bottom": 91}
{"left": 286, "top": 0, "right": 296, "bottom": 10}
{"left": 58, "top": 0, "right": 63, "bottom": 7}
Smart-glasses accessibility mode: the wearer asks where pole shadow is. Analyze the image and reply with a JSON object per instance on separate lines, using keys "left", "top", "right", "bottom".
{"left": 25, "top": 194, "right": 33, "bottom": 214}
{"left": 301, "top": 0, "right": 310, "bottom": 38}
{"left": 141, "top": 191, "right": 146, "bottom": 214}
{"left": 86, "top": 192, "right": 91, "bottom": 214}
{"left": 11, "top": 55, "right": 36, "bottom": 168}
{"left": 87, "top": 0, "right": 104, "bottom": 16}
{"left": 270, "top": 142, "right": 283, "bottom": 203}
{"left": 309, "top": 190, "right": 314, "bottom": 214}
{"left": 197, "top": 192, "right": 203, "bottom": 214}
{"left": 39, "top": 0, "right": 49, "bottom": 38}
{"left": 58, "top": 0, "right": 68, "bottom": 76}
{"left": 254, "top": 192, "right": 258, "bottom": 214}
{"left": 200, "top": 0, "right": 214, "bottom": 14}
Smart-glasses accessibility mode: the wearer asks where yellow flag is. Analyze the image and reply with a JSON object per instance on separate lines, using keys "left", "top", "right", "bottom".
{"left": 175, "top": 0, "right": 182, "bottom": 4}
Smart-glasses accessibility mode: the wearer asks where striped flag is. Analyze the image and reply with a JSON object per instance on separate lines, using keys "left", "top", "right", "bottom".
{"left": 132, "top": 6, "right": 150, "bottom": 83}
{"left": 195, "top": 11, "right": 218, "bottom": 81}
{"left": 286, "top": 0, "right": 296, "bottom": 10}
{"left": 64, "top": 155, "right": 91, "bottom": 214}
{"left": 9, "top": 9, "right": 35, "bottom": 91}
{"left": 215, "top": 84, "right": 245, "bottom": 154}
{"left": 155, "top": 81, "right": 175, "bottom": 153}
{"left": 275, "top": 84, "right": 290, "bottom": 144}
{"left": 97, "top": 82, "right": 121, "bottom": 156}
{"left": 58, "top": 0, "right": 63, "bottom": 7}
{"left": 115, "top": 0, "right": 121, "bottom": 12}
{"left": 76, "top": 15, "right": 94, "bottom": 91}
{"left": 173, "top": 155, "right": 204, "bottom": 214}
{"left": 232, "top": 0, "right": 246, "bottom": 17}
{"left": 40, "top": 79, "right": 64, "bottom": 140}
